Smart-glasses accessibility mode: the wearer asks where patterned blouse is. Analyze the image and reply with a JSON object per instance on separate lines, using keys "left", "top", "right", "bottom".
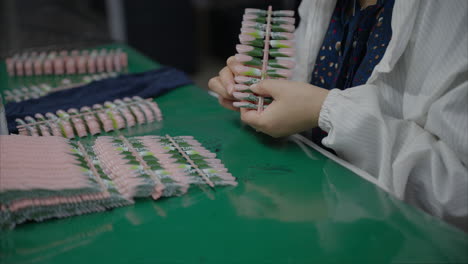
{"left": 309, "top": 0, "right": 395, "bottom": 146}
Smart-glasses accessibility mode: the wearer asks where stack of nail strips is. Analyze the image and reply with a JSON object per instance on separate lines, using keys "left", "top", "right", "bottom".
{"left": 0, "top": 135, "right": 236, "bottom": 229}
{"left": 0, "top": 135, "right": 132, "bottom": 229}
{"left": 15, "top": 96, "right": 163, "bottom": 138}
{"left": 3, "top": 72, "right": 118, "bottom": 103}
{"left": 94, "top": 135, "right": 237, "bottom": 200}
{"left": 232, "top": 7, "right": 296, "bottom": 110}
{"left": 153, "top": 136, "right": 237, "bottom": 186}
{"left": 5, "top": 48, "right": 128, "bottom": 77}
{"left": 3, "top": 84, "right": 53, "bottom": 103}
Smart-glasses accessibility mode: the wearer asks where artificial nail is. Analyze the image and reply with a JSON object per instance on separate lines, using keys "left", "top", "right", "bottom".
{"left": 234, "top": 65, "right": 262, "bottom": 77}
{"left": 239, "top": 34, "right": 264, "bottom": 47}
{"left": 235, "top": 53, "right": 263, "bottom": 66}
{"left": 269, "top": 48, "right": 295, "bottom": 57}
{"left": 236, "top": 45, "right": 263, "bottom": 57}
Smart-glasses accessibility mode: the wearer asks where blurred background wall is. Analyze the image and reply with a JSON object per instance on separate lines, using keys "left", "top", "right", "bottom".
{"left": 0, "top": 0, "right": 300, "bottom": 87}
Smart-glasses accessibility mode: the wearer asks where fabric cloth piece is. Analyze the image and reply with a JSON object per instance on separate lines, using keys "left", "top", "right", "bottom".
{"left": 6, "top": 67, "right": 192, "bottom": 132}
{"left": 294, "top": 0, "right": 468, "bottom": 231}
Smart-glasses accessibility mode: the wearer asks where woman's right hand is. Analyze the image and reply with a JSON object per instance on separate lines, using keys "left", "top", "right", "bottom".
{"left": 208, "top": 56, "right": 243, "bottom": 111}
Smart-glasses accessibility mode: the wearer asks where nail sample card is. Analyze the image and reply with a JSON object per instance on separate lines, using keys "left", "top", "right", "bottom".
{"left": 0, "top": 134, "right": 236, "bottom": 229}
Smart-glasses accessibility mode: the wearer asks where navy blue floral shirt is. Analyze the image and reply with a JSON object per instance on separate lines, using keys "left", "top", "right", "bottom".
{"left": 309, "top": 0, "right": 395, "bottom": 147}
{"left": 310, "top": 0, "right": 395, "bottom": 90}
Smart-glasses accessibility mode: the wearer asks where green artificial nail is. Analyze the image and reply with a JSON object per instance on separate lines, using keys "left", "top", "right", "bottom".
{"left": 267, "top": 70, "right": 287, "bottom": 78}
{"left": 244, "top": 39, "right": 264, "bottom": 47}
{"left": 245, "top": 47, "right": 263, "bottom": 57}
{"left": 241, "top": 68, "right": 262, "bottom": 77}
{"left": 269, "top": 49, "right": 291, "bottom": 57}
{"left": 243, "top": 57, "right": 263, "bottom": 67}
{"left": 268, "top": 60, "right": 287, "bottom": 69}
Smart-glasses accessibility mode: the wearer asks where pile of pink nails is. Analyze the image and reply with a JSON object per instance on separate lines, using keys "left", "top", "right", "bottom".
{"left": 0, "top": 135, "right": 132, "bottom": 229}
{"left": 232, "top": 7, "right": 296, "bottom": 111}
{"left": 5, "top": 48, "right": 128, "bottom": 77}
{"left": 0, "top": 134, "right": 237, "bottom": 229}
{"left": 94, "top": 135, "right": 237, "bottom": 201}
{"left": 15, "top": 96, "right": 163, "bottom": 138}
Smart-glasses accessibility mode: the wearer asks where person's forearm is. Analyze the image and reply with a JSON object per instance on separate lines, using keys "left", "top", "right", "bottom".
{"left": 319, "top": 86, "right": 468, "bottom": 230}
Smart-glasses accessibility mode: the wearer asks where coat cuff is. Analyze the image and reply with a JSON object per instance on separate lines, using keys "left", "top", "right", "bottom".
{"left": 318, "top": 88, "right": 341, "bottom": 133}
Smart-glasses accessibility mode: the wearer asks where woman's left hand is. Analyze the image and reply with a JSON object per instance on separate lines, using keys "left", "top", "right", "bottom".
{"left": 239, "top": 80, "right": 329, "bottom": 138}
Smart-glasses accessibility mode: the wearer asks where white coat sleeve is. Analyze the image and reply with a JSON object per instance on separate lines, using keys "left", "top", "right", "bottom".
{"left": 317, "top": 1, "right": 468, "bottom": 230}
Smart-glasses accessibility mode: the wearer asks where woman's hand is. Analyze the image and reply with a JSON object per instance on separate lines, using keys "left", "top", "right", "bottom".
{"left": 240, "top": 80, "right": 329, "bottom": 138}
{"left": 207, "top": 56, "right": 246, "bottom": 111}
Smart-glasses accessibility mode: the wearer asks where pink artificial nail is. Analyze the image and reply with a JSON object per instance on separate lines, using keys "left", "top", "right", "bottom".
{"left": 238, "top": 34, "right": 256, "bottom": 43}
{"left": 44, "top": 59, "right": 53, "bottom": 75}
{"left": 234, "top": 84, "right": 250, "bottom": 91}
{"left": 24, "top": 59, "right": 33, "bottom": 76}
{"left": 236, "top": 44, "right": 254, "bottom": 53}
{"left": 233, "top": 65, "right": 250, "bottom": 74}
{"left": 235, "top": 53, "right": 253, "bottom": 62}
{"left": 66, "top": 58, "right": 76, "bottom": 75}
{"left": 232, "top": 92, "right": 249, "bottom": 100}
{"left": 53, "top": 57, "right": 64, "bottom": 75}
{"left": 274, "top": 59, "right": 295, "bottom": 69}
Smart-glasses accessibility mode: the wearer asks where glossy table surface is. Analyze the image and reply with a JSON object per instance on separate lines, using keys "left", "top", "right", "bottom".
{"left": 1, "top": 44, "right": 467, "bottom": 264}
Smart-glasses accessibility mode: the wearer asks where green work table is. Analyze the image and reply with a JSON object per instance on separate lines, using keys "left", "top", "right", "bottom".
{"left": 0, "top": 44, "right": 467, "bottom": 264}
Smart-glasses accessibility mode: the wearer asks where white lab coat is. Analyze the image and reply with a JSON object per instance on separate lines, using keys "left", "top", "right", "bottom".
{"left": 293, "top": 0, "right": 468, "bottom": 230}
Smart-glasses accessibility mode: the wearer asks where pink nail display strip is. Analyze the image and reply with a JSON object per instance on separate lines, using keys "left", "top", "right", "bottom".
{"left": 5, "top": 48, "right": 128, "bottom": 77}
{"left": 15, "top": 96, "right": 163, "bottom": 138}
{"left": 93, "top": 135, "right": 237, "bottom": 200}
{"left": 141, "top": 136, "right": 237, "bottom": 187}
{"left": 3, "top": 72, "right": 118, "bottom": 103}
{"left": 95, "top": 136, "right": 164, "bottom": 199}
{"left": 0, "top": 135, "right": 131, "bottom": 229}
{"left": 234, "top": 6, "right": 295, "bottom": 111}
{"left": 165, "top": 135, "right": 215, "bottom": 188}
{"left": 0, "top": 134, "right": 236, "bottom": 229}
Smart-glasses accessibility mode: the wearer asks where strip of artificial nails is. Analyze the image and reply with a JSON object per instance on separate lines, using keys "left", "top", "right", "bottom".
{"left": 236, "top": 45, "right": 263, "bottom": 57}
{"left": 235, "top": 54, "right": 295, "bottom": 70}
{"left": 238, "top": 38, "right": 294, "bottom": 51}
{"left": 269, "top": 48, "right": 295, "bottom": 57}
{"left": 243, "top": 14, "right": 295, "bottom": 25}
{"left": 232, "top": 92, "right": 273, "bottom": 103}
{"left": 233, "top": 101, "right": 267, "bottom": 109}
{"left": 244, "top": 8, "right": 294, "bottom": 18}
{"left": 241, "top": 21, "right": 295, "bottom": 33}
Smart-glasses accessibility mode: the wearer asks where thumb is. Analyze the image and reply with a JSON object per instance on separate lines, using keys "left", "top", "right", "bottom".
{"left": 249, "top": 79, "right": 289, "bottom": 98}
